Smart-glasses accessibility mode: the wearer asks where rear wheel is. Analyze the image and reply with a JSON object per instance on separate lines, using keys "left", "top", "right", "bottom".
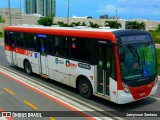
{"left": 24, "top": 61, "right": 32, "bottom": 75}
{"left": 78, "top": 78, "right": 93, "bottom": 98}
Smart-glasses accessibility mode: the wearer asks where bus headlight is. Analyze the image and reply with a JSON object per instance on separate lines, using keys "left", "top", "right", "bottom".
{"left": 123, "top": 83, "right": 130, "bottom": 93}
{"left": 154, "top": 76, "right": 158, "bottom": 86}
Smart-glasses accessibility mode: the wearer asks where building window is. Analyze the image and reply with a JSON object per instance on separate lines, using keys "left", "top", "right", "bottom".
{"left": 71, "top": 37, "right": 92, "bottom": 62}
{"left": 54, "top": 36, "right": 69, "bottom": 57}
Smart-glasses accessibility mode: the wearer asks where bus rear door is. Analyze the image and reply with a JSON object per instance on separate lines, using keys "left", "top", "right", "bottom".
{"left": 38, "top": 34, "right": 48, "bottom": 76}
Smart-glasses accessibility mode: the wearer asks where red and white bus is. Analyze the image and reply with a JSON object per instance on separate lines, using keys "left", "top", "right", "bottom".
{"left": 4, "top": 25, "right": 158, "bottom": 104}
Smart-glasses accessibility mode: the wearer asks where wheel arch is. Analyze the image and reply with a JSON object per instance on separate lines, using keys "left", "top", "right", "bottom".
{"left": 76, "top": 75, "right": 92, "bottom": 90}
{"left": 23, "top": 59, "right": 30, "bottom": 69}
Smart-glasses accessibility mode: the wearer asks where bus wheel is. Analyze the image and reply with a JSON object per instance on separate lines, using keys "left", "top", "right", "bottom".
{"left": 24, "top": 61, "right": 32, "bottom": 75}
{"left": 78, "top": 79, "right": 93, "bottom": 99}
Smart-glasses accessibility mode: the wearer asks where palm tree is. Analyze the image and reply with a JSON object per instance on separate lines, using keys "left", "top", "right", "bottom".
{"left": 105, "top": 21, "right": 122, "bottom": 29}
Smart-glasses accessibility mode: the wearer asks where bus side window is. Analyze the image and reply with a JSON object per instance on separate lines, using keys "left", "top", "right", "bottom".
{"left": 71, "top": 37, "right": 92, "bottom": 63}
{"left": 54, "top": 36, "right": 69, "bottom": 57}
{"left": 47, "top": 35, "right": 54, "bottom": 55}
{"left": 9, "top": 32, "right": 15, "bottom": 47}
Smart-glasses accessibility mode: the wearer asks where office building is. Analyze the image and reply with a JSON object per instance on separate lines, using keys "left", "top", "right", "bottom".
{"left": 24, "top": 0, "right": 56, "bottom": 16}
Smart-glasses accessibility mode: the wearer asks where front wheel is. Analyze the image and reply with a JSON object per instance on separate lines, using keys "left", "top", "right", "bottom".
{"left": 78, "top": 79, "right": 93, "bottom": 99}
{"left": 24, "top": 61, "right": 32, "bottom": 75}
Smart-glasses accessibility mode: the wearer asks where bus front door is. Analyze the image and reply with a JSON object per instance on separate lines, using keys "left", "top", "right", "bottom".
{"left": 39, "top": 38, "right": 48, "bottom": 75}
{"left": 97, "top": 45, "right": 113, "bottom": 96}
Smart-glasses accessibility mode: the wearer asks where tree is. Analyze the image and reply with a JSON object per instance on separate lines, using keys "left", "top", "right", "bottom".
{"left": 37, "top": 16, "right": 53, "bottom": 26}
{"left": 105, "top": 21, "right": 122, "bottom": 29}
{"left": 89, "top": 21, "right": 100, "bottom": 28}
{"left": 125, "top": 21, "right": 146, "bottom": 30}
{"left": 156, "top": 24, "right": 160, "bottom": 31}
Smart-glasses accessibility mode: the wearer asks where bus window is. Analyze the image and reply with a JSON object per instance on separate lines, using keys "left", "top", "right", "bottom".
{"left": 25, "top": 33, "right": 37, "bottom": 51}
{"left": 71, "top": 37, "right": 92, "bottom": 62}
{"left": 16, "top": 33, "right": 25, "bottom": 48}
{"left": 5, "top": 31, "right": 15, "bottom": 46}
{"left": 54, "top": 36, "right": 69, "bottom": 57}
{"left": 47, "top": 35, "right": 54, "bottom": 55}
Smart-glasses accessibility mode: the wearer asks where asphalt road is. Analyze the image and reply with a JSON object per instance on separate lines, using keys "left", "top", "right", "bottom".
{"left": 0, "top": 39, "right": 160, "bottom": 120}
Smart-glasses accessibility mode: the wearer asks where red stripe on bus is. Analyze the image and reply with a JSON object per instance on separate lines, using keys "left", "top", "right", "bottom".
{"left": 114, "top": 45, "right": 123, "bottom": 90}
{"left": 0, "top": 71, "right": 95, "bottom": 120}
{"left": 14, "top": 48, "right": 26, "bottom": 55}
{"left": 5, "top": 45, "right": 14, "bottom": 51}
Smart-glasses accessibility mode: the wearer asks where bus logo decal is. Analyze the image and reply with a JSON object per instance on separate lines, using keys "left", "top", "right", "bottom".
{"left": 55, "top": 58, "right": 64, "bottom": 64}
{"left": 78, "top": 63, "right": 91, "bottom": 70}
{"left": 66, "top": 60, "right": 77, "bottom": 69}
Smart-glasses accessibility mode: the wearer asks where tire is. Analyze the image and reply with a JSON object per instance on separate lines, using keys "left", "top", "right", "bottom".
{"left": 24, "top": 61, "right": 32, "bottom": 75}
{"left": 78, "top": 78, "right": 93, "bottom": 99}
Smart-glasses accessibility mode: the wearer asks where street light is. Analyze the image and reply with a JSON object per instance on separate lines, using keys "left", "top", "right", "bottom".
{"left": 67, "top": 0, "right": 70, "bottom": 25}
{"left": 8, "top": 0, "right": 11, "bottom": 25}
{"left": 19, "top": 0, "right": 22, "bottom": 24}
{"left": 116, "top": 9, "right": 118, "bottom": 20}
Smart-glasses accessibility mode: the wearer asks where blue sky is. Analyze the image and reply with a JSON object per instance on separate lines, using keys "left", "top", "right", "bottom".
{"left": 0, "top": 0, "right": 160, "bottom": 21}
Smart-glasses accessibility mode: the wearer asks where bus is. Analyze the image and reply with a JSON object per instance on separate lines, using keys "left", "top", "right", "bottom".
{"left": 4, "top": 25, "right": 158, "bottom": 104}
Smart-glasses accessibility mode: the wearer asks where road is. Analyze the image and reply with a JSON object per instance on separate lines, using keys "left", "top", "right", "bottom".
{"left": 0, "top": 38, "right": 160, "bottom": 120}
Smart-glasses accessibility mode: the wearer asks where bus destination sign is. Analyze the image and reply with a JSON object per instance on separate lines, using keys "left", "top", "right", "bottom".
{"left": 120, "top": 34, "right": 152, "bottom": 44}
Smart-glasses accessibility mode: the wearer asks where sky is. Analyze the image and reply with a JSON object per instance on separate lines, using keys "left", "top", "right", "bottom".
{"left": 0, "top": 0, "right": 160, "bottom": 21}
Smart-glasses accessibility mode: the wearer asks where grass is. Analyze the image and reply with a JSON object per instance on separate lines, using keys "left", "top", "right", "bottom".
{"left": 156, "top": 49, "right": 160, "bottom": 75}
{"left": 149, "top": 30, "right": 160, "bottom": 44}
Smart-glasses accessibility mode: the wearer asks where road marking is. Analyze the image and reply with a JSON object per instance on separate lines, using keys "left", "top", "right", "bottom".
{"left": 150, "top": 96, "right": 160, "bottom": 101}
{"left": 3, "top": 88, "right": 15, "bottom": 95}
{"left": 23, "top": 100, "right": 38, "bottom": 110}
{"left": 0, "top": 66, "right": 112, "bottom": 120}
{"left": 50, "top": 117, "right": 56, "bottom": 120}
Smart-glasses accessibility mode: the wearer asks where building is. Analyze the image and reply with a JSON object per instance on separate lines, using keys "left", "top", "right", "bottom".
{"left": 0, "top": 8, "right": 21, "bottom": 20}
{"left": 24, "top": 0, "right": 56, "bottom": 16}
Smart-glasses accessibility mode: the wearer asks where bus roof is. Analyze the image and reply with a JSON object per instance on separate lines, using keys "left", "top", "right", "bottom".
{"left": 4, "top": 25, "right": 149, "bottom": 43}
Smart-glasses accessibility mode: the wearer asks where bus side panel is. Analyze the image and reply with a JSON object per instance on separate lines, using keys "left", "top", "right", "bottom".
{"left": 47, "top": 56, "right": 95, "bottom": 89}
{"left": 5, "top": 50, "right": 12, "bottom": 64}
{"left": 109, "top": 77, "right": 118, "bottom": 103}
{"left": 47, "top": 55, "right": 55, "bottom": 80}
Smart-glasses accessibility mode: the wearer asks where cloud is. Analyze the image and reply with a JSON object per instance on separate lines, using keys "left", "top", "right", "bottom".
{"left": 97, "top": 0, "right": 160, "bottom": 19}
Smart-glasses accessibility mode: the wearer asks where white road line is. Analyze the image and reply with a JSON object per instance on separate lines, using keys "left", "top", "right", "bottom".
{"left": 149, "top": 96, "right": 160, "bottom": 101}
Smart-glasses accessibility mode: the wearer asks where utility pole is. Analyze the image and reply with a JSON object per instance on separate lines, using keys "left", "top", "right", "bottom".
{"left": 116, "top": 9, "right": 118, "bottom": 20}
{"left": 8, "top": 0, "right": 11, "bottom": 25}
{"left": 20, "top": 0, "right": 22, "bottom": 24}
{"left": 67, "top": 0, "right": 70, "bottom": 25}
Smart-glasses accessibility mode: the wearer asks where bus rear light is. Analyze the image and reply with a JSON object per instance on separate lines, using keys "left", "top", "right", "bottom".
{"left": 122, "top": 83, "right": 130, "bottom": 93}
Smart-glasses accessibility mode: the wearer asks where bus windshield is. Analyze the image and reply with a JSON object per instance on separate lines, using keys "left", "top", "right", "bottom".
{"left": 119, "top": 43, "right": 157, "bottom": 80}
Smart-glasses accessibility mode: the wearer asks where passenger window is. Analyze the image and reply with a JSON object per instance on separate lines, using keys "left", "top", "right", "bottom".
{"left": 16, "top": 33, "right": 25, "bottom": 48}
{"left": 71, "top": 37, "right": 92, "bottom": 62}
{"left": 25, "top": 33, "right": 37, "bottom": 51}
{"left": 47, "top": 35, "right": 54, "bottom": 55}
{"left": 54, "top": 36, "right": 69, "bottom": 57}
